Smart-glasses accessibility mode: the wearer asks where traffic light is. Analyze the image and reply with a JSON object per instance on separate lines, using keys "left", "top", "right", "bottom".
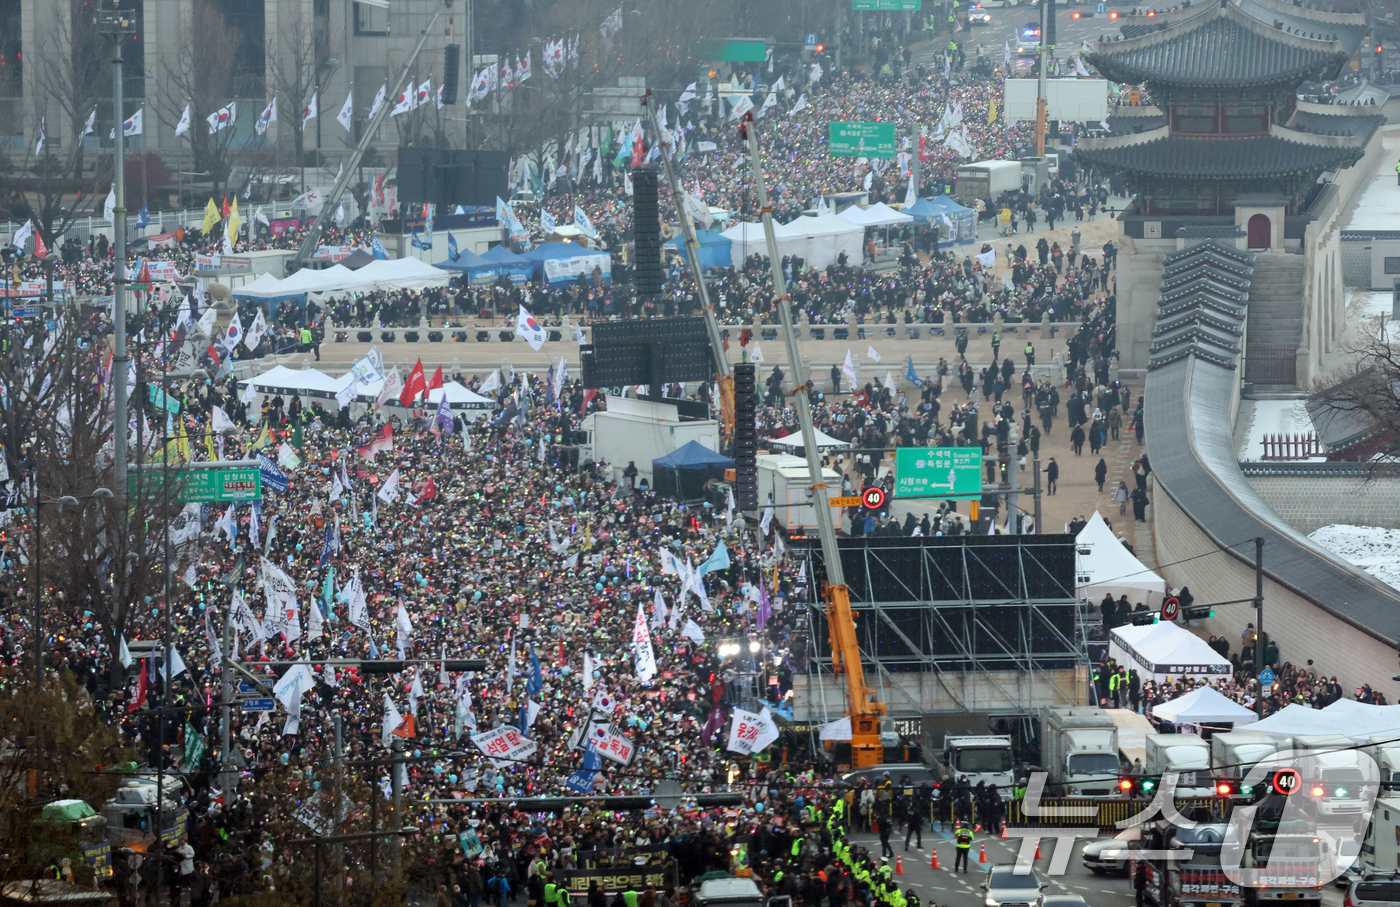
{"left": 1119, "top": 778, "right": 1134, "bottom": 793}
{"left": 1183, "top": 605, "right": 1214, "bottom": 620}
{"left": 1140, "top": 777, "right": 1157, "bottom": 793}
{"left": 1215, "top": 781, "right": 1235, "bottom": 797}
{"left": 1130, "top": 610, "right": 1159, "bottom": 626}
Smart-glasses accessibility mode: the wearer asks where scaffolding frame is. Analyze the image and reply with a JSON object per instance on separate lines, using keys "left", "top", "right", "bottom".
{"left": 803, "top": 536, "right": 1090, "bottom": 720}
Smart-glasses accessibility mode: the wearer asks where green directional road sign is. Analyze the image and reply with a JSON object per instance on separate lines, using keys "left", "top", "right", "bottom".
{"left": 129, "top": 465, "right": 262, "bottom": 502}
{"left": 827, "top": 121, "right": 897, "bottom": 158}
{"left": 894, "top": 447, "right": 984, "bottom": 499}
{"left": 851, "top": 0, "right": 921, "bottom": 10}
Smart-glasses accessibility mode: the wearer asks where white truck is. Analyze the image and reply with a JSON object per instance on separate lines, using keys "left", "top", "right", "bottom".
{"left": 930, "top": 735, "right": 1016, "bottom": 790}
{"left": 1145, "top": 733, "right": 1215, "bottom": 798}
{"left": 1293, "top": 734, "right": 1376, "bottom": 822}
{"left": 1362, "top": 736, "right": 1400, "bottom": 788}
{"left": 1210, "top": 731, "right": 1281, "bottom": 791}
{"left": 577, "top": 396, "right": 721, "bottom": 486}
{"left": 756, "top": 454, "right": 842, "bottom": 535}
{"left": 1041, "top": 705, "right": 1120, "bottom": 797}
{"left": 1361, "top": 796, "right": 1400, "bottom": 872}
{"left": 953, "top": 160, "right": 1024, "bottom": 205}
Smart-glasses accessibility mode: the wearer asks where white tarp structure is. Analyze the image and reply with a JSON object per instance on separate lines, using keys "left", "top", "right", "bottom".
{"left": 1076, "top": 511, "right": 1167, "bottom": 606}
{"left": 719, "top": 222, "right": 774, "bottom": 261}
{"left": 241, "top": 366, "right": 495, "bottom": 419}
{"left": 766, "top": 427, "right": 852, "bottom": 450}
{"left": 776, "top": 212, "right": 865, "bottom": 269}
{"left": 838, "top": 202, "right": 915, "bottom": 228}
{"left": 235, "top": 258, "right": 450, "bottom": 301}
{"left": 1248, "top": 699, "right": 1400, "bottom": 742}
{"left": 1150, "top": 685, "right": 1260, "bottom": 728}
{"left": 1109, "top": 622, "right": 1233, "bottom": 683}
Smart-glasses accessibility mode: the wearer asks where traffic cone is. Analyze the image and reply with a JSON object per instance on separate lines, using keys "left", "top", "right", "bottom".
{"left": 1034, "top": 841, "right": 1042, "bottom": 860}
{"left": 896, "top": 855, "right": 905, "bottom": 875}
{"left": 979, "top": 843, "right": 988, "bottom": 864}
{"left": 931, "top": 849, "right": 940, "bottom": 870}
{"left": 1000, "top": 825, "right": 1009, "bottom": 839}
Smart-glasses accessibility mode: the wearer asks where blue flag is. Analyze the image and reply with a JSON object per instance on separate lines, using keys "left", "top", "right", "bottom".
{"left": 697, "top": 539, "right": 731, "bottom": 577}
{"left": 447, "top": 233, "right": 460, "bottom": 261}
{"left": 565, "top": 742, "right": 603, "bottom": 793}
{"left": 371, "top": 235, "right": 390, "bottom": 260}
{"left": 136, "top": 201, "right": 150, "bottom": 230}
{"left": 905, "top": 356, "right": 921, "bottom": 386}
{"left": 411, "top": 230, "right": 432, "bottom": 250}
{"left": 527, "top": 644, "right": 543, "bottom": 696}
{"left": 256, "top": 452, "right": 289, "bottom": 493}
{"left": 318, "top": 520, "right": 335, "bottom": 567}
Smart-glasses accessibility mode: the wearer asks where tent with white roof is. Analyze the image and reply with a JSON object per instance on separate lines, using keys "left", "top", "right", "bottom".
{"left": 838, "top": 202, "right": 915, "bottom": 227}
{"left": 1076, "top": 511, "right": 1167, "bottom": 606}
{"left": 1150, "top": 685, "right": 1259, "bottom": 728}
{"left": 766, "top": 427, "right": 852, "bottom": 451}
{"left": 1109, "top": 622, "right": 1232, "bottom": 683}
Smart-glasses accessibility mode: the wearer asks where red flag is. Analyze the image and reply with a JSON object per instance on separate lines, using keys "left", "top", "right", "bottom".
{"left": 127, "top": 662, "right": 148, "bottom": 713}
{"left": 428, "top": 365, "right": 444, "bottom": 391}
{"left": 392, "top": 714, "right": 416, "bottom": 738}
{"left": 221, "top": 196, "right": 231, "bottom": 217}
{"left": 135, "top": 262, "right": 152, "bottom": 290}
{"left": 631, "top": 131, "right": 645, "bottom": 168}
{"left": 400, "top": 359, "right": 427, "bottom": 407}
{"left": 415, "top": 477, "right": 437, "bottom": 502}
{"left": 357, "top": 424, "right": 394, "bottom": 461}
{"left": 580, "top": 389, "right": 597, "bottom": 414}
{"left": 32, "top": 231, "right": 47, "bottom": 259}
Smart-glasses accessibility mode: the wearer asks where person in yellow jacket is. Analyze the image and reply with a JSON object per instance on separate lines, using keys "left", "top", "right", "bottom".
{"left": 954, "top": 821, "right": 974, "bottom": 873}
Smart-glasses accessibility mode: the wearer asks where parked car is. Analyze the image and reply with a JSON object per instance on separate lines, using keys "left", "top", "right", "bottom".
{"left": 968, "top": 5, "right": 994, "bottom": 24}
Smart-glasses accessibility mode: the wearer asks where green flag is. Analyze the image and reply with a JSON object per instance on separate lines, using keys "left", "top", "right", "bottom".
{"left": 184, "top": 720, "right": 207, "bottom": 767}
{"left": 291, "top": 420, "right": 304, "bottom": 450}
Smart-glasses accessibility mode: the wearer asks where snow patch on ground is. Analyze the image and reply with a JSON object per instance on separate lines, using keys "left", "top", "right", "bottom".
{"left": 1344, "top": 134, "right": 1400, "bottom": 232}
{"left": 1239, "top": 398, "right": 1321, "bottom": 461}
{"left": 1308, "top": 524, "right": 1400, "bottom": 592}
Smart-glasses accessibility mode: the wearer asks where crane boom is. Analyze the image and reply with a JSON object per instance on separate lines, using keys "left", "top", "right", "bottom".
{"left": 740, "top": 116, "right": 886, "bottom": 767}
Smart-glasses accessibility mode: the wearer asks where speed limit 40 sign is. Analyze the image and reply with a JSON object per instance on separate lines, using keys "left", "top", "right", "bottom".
{"left": 1271, "top": 768, "right": 1300, "bottom": 795}
{"left": 862, "top": 487, "right": 886, "bottom": 510}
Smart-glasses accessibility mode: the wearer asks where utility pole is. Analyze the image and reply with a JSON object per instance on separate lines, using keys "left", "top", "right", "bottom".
{"left": 98, "top": 8, "right": 134, "bottom": 517}
{"left": 1254, "top": 536, "right": 1265, "bottom": 718}
{"left": 1036, "top": 0, "right": 1051, "bottom": 157}
{"left": 220, "top": 607, "right": 236, "bottom": 801}
{"left": 1032, "top": 454, "right": 1042, "bottom": 534}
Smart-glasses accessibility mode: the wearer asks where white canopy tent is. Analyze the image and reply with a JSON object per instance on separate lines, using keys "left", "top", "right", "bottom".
{"left": 1248, "top": 700, "right": 1400, "bottom": 742}
{"left": 719, "top": 222, "right": 774, "bottom": 261}
{"left": 1076, "top": 511, "right": 1167, "bottom": 606}
{"left": 1150, "top": 685, "right": 1260, "bottom": 728}
{"left": 234, "top": 258, "right": 450, "bottom": 301}
{"left": 1109, "top": 622, "right": 1233, "bottom": 683}
{"left": 777, "top": 212, "right": 865, "bottom": 269}
{"left": 838, "top": 202, "right": 915, "bottom": 227}
{"left": 380, "top": 382, "right": 496, "bottom": 420}
{"left": 241, "top": 365, "right": 342, "bottom": 399}
{"left": 767, "top": 427, "right": 852, "bottom": 450}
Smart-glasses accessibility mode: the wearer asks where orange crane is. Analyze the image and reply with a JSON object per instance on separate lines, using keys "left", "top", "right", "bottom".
{"left": 738, "top": 112, "right": 888, "bottom": 768}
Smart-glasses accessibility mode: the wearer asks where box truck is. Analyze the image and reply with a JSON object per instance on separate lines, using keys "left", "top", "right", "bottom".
{"left": 1040, "top": 705, "right": 1119, "bottom": 797}
{"left": 1145, "top": 733, "right": 1214, "bottom": 798}
{"left": 756, "top": 454, "right": 842, "bottom": 535}
{"left": 954, "top": 160, "right": 1024, "bottom": 205}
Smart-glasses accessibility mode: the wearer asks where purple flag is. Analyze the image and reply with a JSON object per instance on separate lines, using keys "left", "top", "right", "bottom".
{"left": 756, "top": 582, "right": 772, "bottom": 633}
{"left": 700, "top": 705, "right": 725, "bottom": 745}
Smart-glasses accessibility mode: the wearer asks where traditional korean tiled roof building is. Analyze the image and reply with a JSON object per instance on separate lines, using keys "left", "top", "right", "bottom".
{"left": 1074, "top": 0, "right": 1380, "bottom": 220}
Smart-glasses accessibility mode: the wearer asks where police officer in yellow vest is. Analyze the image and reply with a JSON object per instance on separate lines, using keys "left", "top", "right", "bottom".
{"left": 954, "top": 821, "right": 974, "bottom": 873}
{"left": 618, "top": 880, "right": 640, "bottom": 907}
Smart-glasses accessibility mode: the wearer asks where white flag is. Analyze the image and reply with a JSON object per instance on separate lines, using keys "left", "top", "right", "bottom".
{"left": 842, "top": 348, "right": 857, "bottom": 384}
{"left": 478, "top": 370, "right": 500, "bottom": 394}
{"left": 174, "top": 104, "right": 191, "bottom": 137}
{"left": 337, "top": 91, "right": 354, "bottom": 131}
{"left": 103, "top": 185, "right": 116, "bottom": 224}
{"left": 632, "top": 602, "right": 657, "bottom": 682}
{"left": 382, "top": 694, "right": 403, "bottom": 748}
{"left": 302, "top": 92, "right": 318, "bottom": 126}
{"left": 749, "top": 342, "right": 764, "bottom": 364}
{"left": 867, "top": 345, "right": 882, "bottom": 363}
{"left": 11, "top": 220, "right": 32, "bottom": 251}
{"left": 369, "top": 83, "right": 387, "bottom": 118}
{"left": 82, "top": 107, "right": 96, "bottom": 136}
{"left": 377, "top": 468, "right": 401, "bottom": 504}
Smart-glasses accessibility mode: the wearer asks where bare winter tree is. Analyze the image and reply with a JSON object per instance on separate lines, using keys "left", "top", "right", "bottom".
{"left": 149, "top": 0, "right": 246, "bottom": 192}
{"left": 1308, "top": 318, "right": 1400, "bottom": 465}
{"left": 265, "top": 16, "right": 338, "bottom": 172}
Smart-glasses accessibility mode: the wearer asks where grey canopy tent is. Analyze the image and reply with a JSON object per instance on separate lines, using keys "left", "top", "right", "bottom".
{"left": 651, "top": 440, "right": 735, "bottom": 501}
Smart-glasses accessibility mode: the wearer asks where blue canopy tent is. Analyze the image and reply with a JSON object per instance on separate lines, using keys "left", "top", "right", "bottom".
{"left": 435, "top": 249, "right": 501, "bottom": 287}
{"left": 905, "top": 195, "right": 977, "bottom": 246}
{"left": 480, "top": 245, "right": 534, "bottom": 284}
{"left": 651, "top": 440, "right": 735, "bottom": 501}
{"left": 664, "top": 228, "right": 733, "bottom": 272}
{"left": 518, "top": 242, "right": 613, "bottom": 286}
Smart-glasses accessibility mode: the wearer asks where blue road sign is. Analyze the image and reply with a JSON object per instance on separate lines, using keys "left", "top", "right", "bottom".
{"left": 237, "top": 681, "right": 259, "bottom": 695}
{"left": 13, "top": 307, "right": 41, "bottom": 318}
{"left": 241, "top": 698, "right": 276, "bottom": 712}
{"left": 1095, "top": 2, "right": 1107, "bottom": 13}
{"left": 1260, "top": 668, "right": 1275, "bottom": 686}
{"left": 806, "top": 33, "right": 819, "bottom": 46}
